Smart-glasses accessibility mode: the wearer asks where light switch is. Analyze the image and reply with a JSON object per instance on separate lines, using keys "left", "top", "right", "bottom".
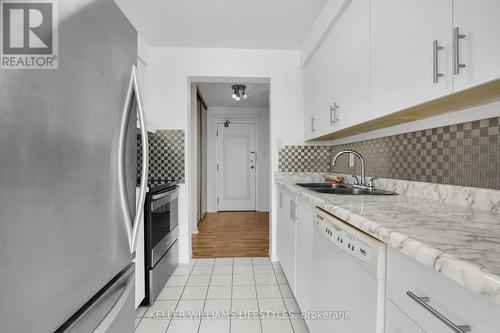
{"left": 276, "top": 138, "right": 284, "bottom": 149}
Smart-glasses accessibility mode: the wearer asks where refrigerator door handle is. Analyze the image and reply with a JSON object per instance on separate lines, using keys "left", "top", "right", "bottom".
{"left": 118, "top": 65, "right": 150, "bottom": 254}
{"left": 93, "top": 273, "right": 135, "bottom": 333}
{"left": 131, "top": 66, "right": 149, "bottom": 254}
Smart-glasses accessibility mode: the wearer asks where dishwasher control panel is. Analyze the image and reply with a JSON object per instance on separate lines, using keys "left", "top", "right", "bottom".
{"left": 315, "top": 214, "right": 372, "bottom": 264}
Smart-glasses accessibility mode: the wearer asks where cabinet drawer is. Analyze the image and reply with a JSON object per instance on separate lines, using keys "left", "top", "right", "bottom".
{"left": 387, "top": 248, "right": 500, "bottom": 333}
{"left": 386, "top": 298, "right": 424, "bottom": 333}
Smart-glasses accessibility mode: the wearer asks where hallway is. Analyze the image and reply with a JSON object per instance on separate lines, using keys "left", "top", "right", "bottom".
{"left": 192, "top": 212, "right": 269, "bottom": 258}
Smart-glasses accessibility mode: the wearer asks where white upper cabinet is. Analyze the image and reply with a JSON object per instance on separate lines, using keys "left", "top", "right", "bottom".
{"left": 330, "top": 0, "right": 370, "bottom": 131}
{"left": 303, "top": 0, "right": 370, "bottom": 140}
{"left": 452, "top": 0, "right": 500, "bottom": 92}
{"left": 371, "top": 0, "right": 453, "bottom": 119}
{"left": 303, "top": 59, "right": 329, "bottom": 140}
{"left": 303, "top": 26, "right": 339, "bottom": 140}
{"left": 303, "top": 0, "right": 500, "bottom": 140}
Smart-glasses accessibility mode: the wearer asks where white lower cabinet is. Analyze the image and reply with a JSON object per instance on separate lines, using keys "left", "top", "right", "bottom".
{"left": 276, "top": 188, "right": 315, "bottom": 300}
{"left": 386, "top": 298, "right": 424, "bottom": 333}
{"left": 276, "top": 190, "right": 500, "bottom": 333}
{"left": 276, "top": 187, "right": 296, "bottom": 291}
{"left": 387, "top": 247, "right": 500, "bottom": 333}
{"left": 294, "top": 197, "right": 314, "bottom": 312}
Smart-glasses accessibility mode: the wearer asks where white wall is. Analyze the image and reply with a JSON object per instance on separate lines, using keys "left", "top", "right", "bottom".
{"left": 189, "top": 83, "right": 199, "bottom": 234}
{"left": 146, "top": 47, "right": 304, "bottom": 263}
{"left": 190, "top": 84, "right": 209, "bottom": 236}
{"left": 136, "top": 34, "right": 149, "bottom": 129}
{"left": 206, "top": 107, "right": 270, "bottom": 213}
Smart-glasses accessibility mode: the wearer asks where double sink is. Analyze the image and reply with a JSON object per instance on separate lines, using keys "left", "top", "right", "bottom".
{"left": 297, "top": 149, "right": 398, "bottom": 196}
{"left": 296, "top": 183, "right": 398, "bottom": 196}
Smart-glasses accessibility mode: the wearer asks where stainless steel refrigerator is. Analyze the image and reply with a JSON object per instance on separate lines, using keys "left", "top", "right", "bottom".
{"left": 0, "top": 1, "right": 148, "bottom": 332}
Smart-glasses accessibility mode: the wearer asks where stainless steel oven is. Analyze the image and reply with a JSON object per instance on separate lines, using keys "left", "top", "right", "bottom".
{"left": 144, "top": 184, "right": 179, "bottom": 305}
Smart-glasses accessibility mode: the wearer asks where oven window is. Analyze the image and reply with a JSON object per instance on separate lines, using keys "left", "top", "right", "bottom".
{"left": 151, "top": 195, "right": 177, "bottom": 248}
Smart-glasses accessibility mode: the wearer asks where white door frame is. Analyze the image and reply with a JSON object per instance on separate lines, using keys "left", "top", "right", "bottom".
{"left": 188, "top": 76, "right": 272, "bottom": 262}
{"left": 215, "top": 119, "right": 258, "bottom": 211}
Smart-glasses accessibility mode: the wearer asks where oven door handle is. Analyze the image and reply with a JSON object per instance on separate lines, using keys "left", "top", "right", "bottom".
{"left": 152, "top": 189, "right": 179, "bottom": 201}
{"left": 118, "top": 65, "right": 149, "bottom": 254}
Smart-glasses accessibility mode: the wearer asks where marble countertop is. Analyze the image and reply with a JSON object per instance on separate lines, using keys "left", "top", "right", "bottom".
{"left": 275, "top": 173, "right": 500, "bottom": 306}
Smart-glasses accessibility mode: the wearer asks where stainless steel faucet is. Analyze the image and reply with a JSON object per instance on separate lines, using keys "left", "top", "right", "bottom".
{"left": 332, "top": 149, "right": 367, "bottom": 187}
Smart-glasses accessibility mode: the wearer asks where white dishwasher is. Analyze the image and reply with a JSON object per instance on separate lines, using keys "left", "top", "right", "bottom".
{"left": 308, "top": 208, "right": 386, "bottom": 333}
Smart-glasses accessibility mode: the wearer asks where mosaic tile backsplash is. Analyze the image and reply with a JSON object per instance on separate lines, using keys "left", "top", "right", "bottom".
{"left": 137, "top": 130, "right": 185, "bottom": 185}
{"left": 278, "top": 146, "right": 331, "bottom": 172}
{"left": 278, "top": 116, "right": 500, "bottom": 190}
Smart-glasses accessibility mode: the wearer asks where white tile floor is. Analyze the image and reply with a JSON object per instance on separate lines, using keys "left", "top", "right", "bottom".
{"left": 135, "top": 257, "right": 309, "bottom": 333}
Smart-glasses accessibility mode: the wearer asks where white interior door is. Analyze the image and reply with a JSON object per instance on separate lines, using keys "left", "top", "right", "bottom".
{"left": 217, "top": 122, "right": 256, "bottom": 211}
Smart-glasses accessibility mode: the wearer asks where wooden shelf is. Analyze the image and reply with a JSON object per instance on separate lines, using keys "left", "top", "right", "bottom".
{"left": 313, "top": 79, "right": 500, "bottom": 141}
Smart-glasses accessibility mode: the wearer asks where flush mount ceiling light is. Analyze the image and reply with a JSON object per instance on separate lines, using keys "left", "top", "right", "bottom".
{"left": 231, "top": 84, "right": 248, "bottom": 101}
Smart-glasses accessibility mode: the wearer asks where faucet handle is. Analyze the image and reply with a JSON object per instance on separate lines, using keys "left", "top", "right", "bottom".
{"left": 368, "top": 177, "right": 378, "bottom": 190}
{"left": 351, "top": 175, "right": 360, "bottom": 185}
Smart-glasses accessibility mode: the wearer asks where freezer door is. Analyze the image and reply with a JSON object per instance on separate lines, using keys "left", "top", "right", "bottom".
{"left": 0, "top": 1, "right": 138, "bottom": 332}
{"left": 56, "top": 264, "right": 135, "bottom": 333}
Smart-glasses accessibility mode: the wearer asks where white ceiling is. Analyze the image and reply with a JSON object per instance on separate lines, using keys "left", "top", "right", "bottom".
{"left": 198, "top": 82, "right": 270, "bottom": 107}
{"left": 114, "top": 0, "right": 327, "bottom": 49}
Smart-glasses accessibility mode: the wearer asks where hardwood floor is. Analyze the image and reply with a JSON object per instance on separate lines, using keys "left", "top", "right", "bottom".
{"left": 192, "top": 211, "right": 269, "bottom": 258}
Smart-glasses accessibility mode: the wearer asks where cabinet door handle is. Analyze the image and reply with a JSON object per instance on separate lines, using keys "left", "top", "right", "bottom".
{"left": 279, "top": 192, "right": 283, "bottom": 208}
{"left": 330, "top": 103, "right": 339, "bottom": 125}
{"left": 433, "top": 40, "right": 444, "bottom": 83}
{"left": 311, "top": 117, "right": 316, "bottom": 133}
{"left": 406, "top": 291, "right": 471, "bottom": 333}
{"left": 453, "top": 27, "right": 466, "bottom": 75}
